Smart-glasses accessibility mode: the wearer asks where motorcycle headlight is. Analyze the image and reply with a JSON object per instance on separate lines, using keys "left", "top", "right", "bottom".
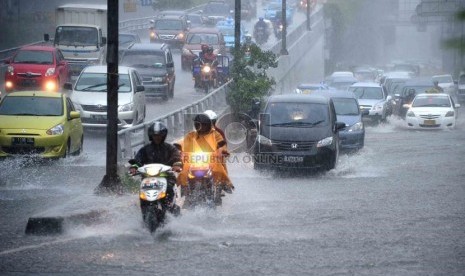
{"left": 445, "top": 111, "right": 454, "bottom": 117}
{"left": 317, "top": 137, "right": 333, "bottom": 148}
{"left": 176, "top": 32, "right": 184, "bottom": 39}
{"left": 347, "top": 122, "right": 363, "bottom": 132}
{"left": 406, "top": 111, "right": 415, "bottom": 117}
{"left": 118, "top": 102, "right": 134, "bottom": 112}
{"left": 7, "top": 65, "right": 14, "bottom": 75}
{"left": 46, "top": 124, "right": 64, "bottom": 135}
{"left": 202, "top": 66, "right": 211, "bottom": 73}
{"left": 258, "top": 135, "right": 272, "bottom": 146}
{"left": 45, "top": 67, "right": 56, "bottom": 77}
{"left": 150, "top": 31, "right": 156, "bottom": 38}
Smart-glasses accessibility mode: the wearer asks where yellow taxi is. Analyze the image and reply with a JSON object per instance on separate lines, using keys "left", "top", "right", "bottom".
{"left": 0, "top": 91, "right": 83, "bottom": 158}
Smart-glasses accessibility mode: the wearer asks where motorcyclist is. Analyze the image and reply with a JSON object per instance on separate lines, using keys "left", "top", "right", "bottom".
{"left": 201, "top": 46, "right": 218, "bottom": 84}
{"left": 426, "top": 81, "right": 444, "bottom": 93}
{"left": 272, "top": 11, "right": 284, "bottom": 39}
{"left": 405, "top": 88, "right": 416, "bottom": 103}
{"left": 204, "top": 110, "right": 226, "bottom": 142}
{"left": 177, "top": 114, "right": 234, "bottom": 194}
{"left": 193, "top": 44, "right": 210, "bottom": 88}
{"left": 253, "top": 17, "right": 269, "bottom": 43}
{"left": 130, "top": 121, "right": 182, "bottom": 210}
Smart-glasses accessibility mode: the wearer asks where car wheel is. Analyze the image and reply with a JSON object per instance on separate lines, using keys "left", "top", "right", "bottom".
{"left": 63, "top": 139, "right": 71, "bottom": 158}
{"left": 74, "top": 136, "right": 84, "bottom": 156}
{"left": 169, "top": 83, "right": 174, "bottom": 99}
{"left": 325, "top": 152, "right": 337, "bottom": 171}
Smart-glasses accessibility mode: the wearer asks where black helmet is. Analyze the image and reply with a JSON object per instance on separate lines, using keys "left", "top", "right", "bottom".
{"left": 148, "top": 121, "right": 168, "bottom": 141}
{"left": 193, "top": 114, "right": 212, "bottom": 134}
{"left": 207, "top": 46, "right": 214, "bottom": 53}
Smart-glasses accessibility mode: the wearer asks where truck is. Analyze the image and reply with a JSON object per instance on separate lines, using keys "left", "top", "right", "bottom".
{"left": 46, "top": 4, "right": 107, "bottom": 79}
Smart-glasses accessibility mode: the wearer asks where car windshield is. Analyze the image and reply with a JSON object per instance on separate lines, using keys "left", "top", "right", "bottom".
{"left": 333, "top": 98, "right": 360, "bottom": 115}
{"left": 204, "top": 3, "right": 230, "bottom": 14}
{"left": 119, "top": 34, "right": 137, "bottom": 46}
{"left": 432, "top": 76, "right": 453, "bottom": 83}
{"left": 0, "top": 96, "right": 63, "bottom": 116}
{"left": 401, "top": 86, "right": 432, "bottom": 96}
{"left": 349, "top": 87, "right": 384, "bottom": 100}
{"left": 218, "top": 27, "right": 234, "bottom": 36}
{"left": 265, "top": 102, "right": 329, "bottom": 126}
{"left": 154, "top": 19, "right": 183, "bottom": 30}
{"left": 13, "top": 50, "right": 53, "bottom": 64}
{"left": 55, "top": 26, "right": 98, "bottom": 46}
{"left": 75, "top": 73, "right": 131, "bottom": 92}
{"left": 412, "top": 96, "right": 451, "bottom": 108}
{"left": 121, "top": 52, "right": 166, "bottom": 68}
{"left": 187, "top": 33, "right": 219, "bottom": 44}
{"left": 187, "top": 15, "right": 202, "bottom": 24}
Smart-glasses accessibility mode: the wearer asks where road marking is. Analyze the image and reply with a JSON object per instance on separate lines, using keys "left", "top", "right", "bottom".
{"left": 0, "top": 237, "right": 77, "bottom": 256}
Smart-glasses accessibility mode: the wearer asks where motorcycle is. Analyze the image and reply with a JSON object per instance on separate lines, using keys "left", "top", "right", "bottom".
{"left": 179, "top": 141, "right": 227, "bottom": 209}
{"left": 274, "top": 23, "right": 283, "bottom": 40}
{"left": 192, "top": 54, "right": 217, "bottom": 94}
{"left": 128, "top": 159, "right": 179, "bottom": 233}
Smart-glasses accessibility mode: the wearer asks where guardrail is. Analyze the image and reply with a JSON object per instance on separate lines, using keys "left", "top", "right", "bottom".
{"left": 117, "top": 80, "right": 231, "bottom": 160}
{"left": 116, "top": 5, "right": 325, "bottom": 161}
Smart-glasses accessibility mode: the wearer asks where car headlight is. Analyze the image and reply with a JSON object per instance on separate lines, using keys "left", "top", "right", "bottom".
{"left": 45, "top": 68, "right": 56, "bottom": 77}
{"left": 258, "top": 135, "right": 272, "bottom": 146}
{"left": 347, "top": 122, "right": 363, "bottom": 132}
{"left": 406, "top": 111, "right": 415, "bottom": 117}
{"left": 317, "top": 137, "right": 333, "bottom": 148}
{"left": 373, "top": 103, "right": 384, "bottom": 110}
{"left": 7, "top": 65, "right": 14, "bottom": 75}
{"left": 118, "top": 102, "right": 134, "bottom": 112}
{"left": 152, "top": 76, "right": 165, "bottom": 82}
{"left": 46, "top": 124, "right": 64, "bottom": 135}
{"left": 445, "top": 111, "right": 454, "bottom": 117}
{"left": 44, "top": 80, "right": 57, "bottom": 92}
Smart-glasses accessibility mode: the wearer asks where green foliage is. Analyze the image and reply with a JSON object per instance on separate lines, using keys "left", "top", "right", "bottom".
{"left": 119, "top": 172, "right": 140, "bottom": 194}
{"left": 227, "top": 44, "right": 278, "bottom": 114}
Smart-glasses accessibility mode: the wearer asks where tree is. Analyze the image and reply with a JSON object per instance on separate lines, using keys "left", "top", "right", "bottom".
{"left": 227, "top": 44, "right": 278, "bottom": 114}
{"left": 443, "top": 9, "right": 465, "bottom": 55}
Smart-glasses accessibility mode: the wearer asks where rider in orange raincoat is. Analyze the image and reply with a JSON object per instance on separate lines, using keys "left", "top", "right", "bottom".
{"left": 176, "top": 114, "right": 234, "bottom": 193}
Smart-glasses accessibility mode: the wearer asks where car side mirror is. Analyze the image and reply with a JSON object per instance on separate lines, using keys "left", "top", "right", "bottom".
{"left": 44, "top": 33, "right": 50, "bottom": 42}
{"left": 136, "top": 85, "right": 145, "bottom": 92}
{"left": 149, "top": 19, "right": 155, "bottom": 24}
{"left": 101, "top": 37, "right": 107, "bottom": 45}
{"left": 335, "top": 121, "right": 346, "bottom": 131}
{"left": 361, "top": 110, "right": 369, "bottom": 116}
{"left": 63, "top": 82, "right": 73, "bottom": 90}
{"left": 455, "top": 103, "right": 461, "bottom": 108}
{"left": 69, "top": 111, "right": 80, "bottom": 120}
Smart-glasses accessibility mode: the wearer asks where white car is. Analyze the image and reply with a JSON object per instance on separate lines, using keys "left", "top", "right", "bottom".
{"left": 66, "top": 65, "right": 146, "bottom": 128}
{"left": 405, "top": 93, "right": 460, "bottom": 129}
{"left": 348, "top": 82, "right": 391, "bottom": 123}
{"left": 432, "top": 74, "right": 456, "bottom": 94}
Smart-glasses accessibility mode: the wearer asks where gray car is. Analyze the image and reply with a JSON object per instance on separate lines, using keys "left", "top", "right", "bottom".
{"left": 120, "top": 43, "right": 175, "bottom": 101}
{"left": 349, "top": 82, "right": 390, "bottom": 123}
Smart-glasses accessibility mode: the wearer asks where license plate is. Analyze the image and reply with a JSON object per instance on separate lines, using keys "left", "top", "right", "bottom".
{"left": 284, "top": 156, "right": 304, "bottom": 163}
{"left": 21, "top": 79, "right": 37, "bottom": 86}
{"left": 424, "top": 119, "right": 436, "bottom": 125}
{"left": 91, "top": 115, "right": 107, "bottom": 120}
{"left": 12, "top": 137, "right": 34, "bottom": 146}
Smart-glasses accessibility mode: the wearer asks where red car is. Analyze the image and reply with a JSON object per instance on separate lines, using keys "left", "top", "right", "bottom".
{"left": 5, "top": 45, "right": 70, "bottom": 93}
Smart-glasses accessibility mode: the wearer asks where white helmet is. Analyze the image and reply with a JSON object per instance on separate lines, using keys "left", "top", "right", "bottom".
{"left": 203, "top": 110, "right": 218, "bottom": 121}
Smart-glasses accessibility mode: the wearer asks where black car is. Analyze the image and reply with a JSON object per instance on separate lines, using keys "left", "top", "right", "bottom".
{"left": 253, "top": 94, "right": 346, "bottom": 170}
{"left": 393, "top": 78, "right": 434, "bottom": 118}
{"left": 149, "top": 14, "right": 189, "bottom": 48}
{"left": 120, "top": 43, "right": 175, "bottom": 100}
